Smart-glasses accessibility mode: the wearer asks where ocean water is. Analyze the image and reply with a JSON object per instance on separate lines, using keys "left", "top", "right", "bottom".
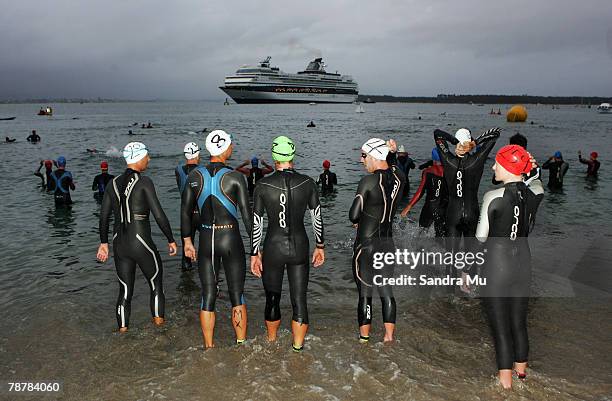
{"left": 0, "top": 101, "right": 610, "bottom": 400}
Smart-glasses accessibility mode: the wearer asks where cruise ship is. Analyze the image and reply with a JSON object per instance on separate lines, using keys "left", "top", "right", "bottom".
{"left": 219, "top": 57, "right": 358, "bottom": 104}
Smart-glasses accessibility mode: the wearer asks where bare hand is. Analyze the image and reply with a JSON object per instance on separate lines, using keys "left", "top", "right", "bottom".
{"left": 400, "top": 206, "right": 411, "bottom": 217}
{"left": 312, "top": 248, "right": 325, "bottom": 268}
{"left": 97, "top": 243, "right": 109, "bottom": 263}
{"left": 183, "top": 239, "right": 196, "bottom": 261}
{"left": 251, "top": 254, "right": 263, "bottom": 277}
{"left": 386, "top": 139, "right": 397, "bottom": 153}
{"left": 168, "top": 242, "right": 178, "bottom": 256}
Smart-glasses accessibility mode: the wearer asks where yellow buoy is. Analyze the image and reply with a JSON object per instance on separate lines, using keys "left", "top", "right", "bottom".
{"left": 506, "top": 105, "right": 528, "bottom": 122}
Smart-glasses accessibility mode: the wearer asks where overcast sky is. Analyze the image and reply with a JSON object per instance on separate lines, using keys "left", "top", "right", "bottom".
{"left": 1, "top": 0, "right": 611, "bottom": 100}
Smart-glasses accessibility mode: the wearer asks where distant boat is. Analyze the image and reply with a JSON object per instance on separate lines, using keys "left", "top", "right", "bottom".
{"left": 355, "top": 103, "right": 365, "bottom": 113}
{"left": 596, "top": 103, "right": 610, "bottom": 113}
{"left": 309, "top": 102, "right": 316, "bottom": 105}
{"left": 363, "top": 98, "right": 376, "bottom": 104}
{"left": 38, "top": 106, "right": 52, "bottom": 116}
{"left": 0, "top": 116, "right": 16, "bottom": 121}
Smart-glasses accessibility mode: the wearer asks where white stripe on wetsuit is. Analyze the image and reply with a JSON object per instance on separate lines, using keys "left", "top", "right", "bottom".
{"left": 136, "top": 233, "right": 160, "bottom": 317}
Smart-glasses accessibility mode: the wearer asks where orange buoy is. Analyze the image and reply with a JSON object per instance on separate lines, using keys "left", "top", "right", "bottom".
{"left": 507, "top": 105, "right": 528, "bottom": 122}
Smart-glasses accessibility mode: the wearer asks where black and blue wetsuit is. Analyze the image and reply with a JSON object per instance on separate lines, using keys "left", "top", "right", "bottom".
{"left": 99, "top": 168, "right": 175, "bottom": 329}
{"left": 251, "top": 169, "right": 324, "bottom": 325}
{"left": 475, "top": 177, "right": 543, "bottom": 370}
{"left": 51, "top": 169, "right": 75, "bottom": 205}
{"left": 349, "top": 167, "right": 405, "bottom": 327}
{"left": 434, "top": 128, "right": 500, "bottom": 252}
{"left": 92, "top": 172, "right": 115, "bottom": 199}
{"left": 181, "top": 162, "right": 252, "bottom": 312}
{"left": 176, "top": 163, "right": 201, "bottom": 269}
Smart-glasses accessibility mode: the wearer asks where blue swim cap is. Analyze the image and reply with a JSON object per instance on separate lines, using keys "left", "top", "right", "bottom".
{"left": 432, "top": 148, "right": 441, "bottom": 162}
{"left": 251, "top": 157, "right": 259, "bottom": 167}
{"left": 554, "top": 151, "right": 562, "bottom": 159}
{"left": 57, "top": 156, "right": 66, "bottom": 167}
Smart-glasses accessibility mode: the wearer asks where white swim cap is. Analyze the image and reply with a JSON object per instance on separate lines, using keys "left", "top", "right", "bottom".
{"left": 205, "top": 130, "right": 232, "bottom": 156}
{"left": 123, "top": 142, "right": 148, "bottom": 164}
{"left": 183, "top": 142, "right": 200, "bottom": 160}
{"left": 362, "top": 138, "right": 389, "bottom": 161}
{"left": 455, "top": 128, "right": 472, "bottom": 143}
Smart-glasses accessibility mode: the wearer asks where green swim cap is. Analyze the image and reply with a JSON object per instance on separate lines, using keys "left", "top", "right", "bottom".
{"left": 271, "top": 136, "right": 295, "bottom": 162}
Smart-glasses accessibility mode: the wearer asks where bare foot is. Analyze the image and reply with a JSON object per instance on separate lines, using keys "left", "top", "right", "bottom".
{"left": 152, "top": 317, "right": 165, "bottom": 326}
{"left": 118, "top": 327, "right": 128, "bottom": 333}
{"left": 499, "top": 369, "right": 513, "bottom": 389}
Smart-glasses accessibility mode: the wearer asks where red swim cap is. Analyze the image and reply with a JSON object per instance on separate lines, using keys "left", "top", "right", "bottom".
{"left": 323, "top": 160, "right": 331, "bottom": 169}
{"left": 495, "top": 145, "right": 531, "bottom": 175}
{"left": 44, "top": 160, "right": 52, "bottom": 168}
{"left": 101, "top": 161, "right": 109, "bottom": 169}
{"left": 590, "top": 152, "right": 598, "bottom": 159}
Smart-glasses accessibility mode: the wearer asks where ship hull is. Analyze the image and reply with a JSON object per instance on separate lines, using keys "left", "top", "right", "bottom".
{"left": 220, "top": 87, "right": 357, "bottom": 104}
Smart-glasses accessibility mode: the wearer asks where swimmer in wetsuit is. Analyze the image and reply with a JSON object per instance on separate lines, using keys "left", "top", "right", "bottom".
{"left": 317, "top": 160, "right": 337, "bottom": 195}
{"left": 492, "top": 133, "right": 528, "bottom": 185}
{"left": 236, "top": 157, "right": 274, "bottom": 195}
{"left": 470, "top": 144, "right": 543, "bottom": 389}
{"left": 92, "top": 161, "right": 115, "bottom": 200}
{"left": 51, "top": 156, "right": 76, "bottom": 206}
{"left": 176, "top": 142, "right": 202, "bottom": 270}
{"left": 250, "top": 136, "right": 325, "bottom": 352}
{"left": 401, "top": 148, "right": 448, "bottom": 237}
{"left": 434, "top": 127, "right": 500, "bottom": 256}
{"left": 96, "top": 142, "right": 178, "bottom": 332}
{"left": 541, "top": 151, "right": 569, "bottom": 190}
{"left": 578, "top": 151, "right": 600, "bottom": 179}
{"left": 35, "top": 159, "right": 56, "bottom": 190}
{"left": 27, "top": 130, "right": 40, "bottom": 143}
{"left": 349, "top": 138, "right": 406, "bottom": 343}
{"left": 182, "top": 131, "right": 253, "bottom": 348}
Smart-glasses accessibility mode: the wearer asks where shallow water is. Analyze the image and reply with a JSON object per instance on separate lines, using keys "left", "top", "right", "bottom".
{"left": 0, "top": 101, "right": 610, "bottom": 400}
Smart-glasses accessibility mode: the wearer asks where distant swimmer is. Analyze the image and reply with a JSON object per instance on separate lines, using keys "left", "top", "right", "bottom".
{"left": 434, "top": 127, "right": 500, "bottom": 256}
{"left": 307, "top": 121, "right": 316, "bottom": 127}
{"left": 128, "top": 130, "right": 134, "bottom": 135}
{"left": 5, "top": 137, "right": 16, "bottom": 143}
{"left": 87, "top": 148, "right": 98, "bottom": 154}
{"left": 27, "top": 130, "right": 40, "bottom": 143}
{"left": 181, "top": 131, "right": 253, "bottom": 348}
{"left": 401, "top": 148, "right": 448, "bottom": 237}
{"left": 349, "top": 138, "right": 405, "bottom": 343}
{"left": 146, "top": 122, "right": 153, "bottom": 129}
{"left": 236, "top": 157, "right": 273, "bottom": 195}
{"left": 394, "top": 145, "right": 415, "bottom": 196}
{"left": 97, "top": 142, "right": 178, "bottom": 332}
{"left": 317, "top": 160, "right": 337, "bottom": 195}
{"left": 541, "top": 151, "right": 569, "bottom": 190}
{"left": 175, "top": 142, "right": 202, "bottom": 270}
{"left": 250, "top": 136, "right": 325, "bottom": 352}
{"left": 578, "top": 151, "right": 600, "bottom": 179}
{"left": 470, "top": 145, "right": 543, "bottom": 389}
{"left": 51, "top": 156, "right": 75, "bottom": 206}
{"left": 35, "top": 159, "right": 56, "bottom": 190}
{"left": 92, "top": 161, "right": 114, "bottom": 200}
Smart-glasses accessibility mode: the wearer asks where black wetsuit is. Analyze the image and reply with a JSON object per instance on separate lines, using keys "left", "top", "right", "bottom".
{"left": 541, "top": 159, "right": 569, "bottom": 189}
{"left": 99, "top": 168, "right": 175, "bottom": 329}
{"left": 475, "top": 178, "right": 543, "bottom": 370}
{"left": 27, "top": 133, "right": 40, "bottom": 143}
{"left": 251, "top": 169, "right": 324, "bottom": 325}
{"left": 396, "top": 154, "right": 415, "bottom": 196}
{"left": 92, "top": 172, "right": 115, "bottom": 198}
{"left": 51, "top": 169, "right": 75, "bottom": 205}
{"left": 181, "top": 162, "right": 252, "bottom": 311}
{"left": 175, "top": 163, "right": 201, "bottom": 269}
{"left": 579, "top": 156, "right": 600, "bottom": 178}
{"left": 318, "top": 170, "right": 337, "bottom": 195}
{"left": 349, "top": 167, "right": 406, "bottom": 327}
{"left": 247, "top": 167, "right": 265, "bottom": 195}
{"left": 408, "top": 164, "right": 448, "bottom": 237}
{"left": 434, "top": 128, "right": 500, "bottom": 253}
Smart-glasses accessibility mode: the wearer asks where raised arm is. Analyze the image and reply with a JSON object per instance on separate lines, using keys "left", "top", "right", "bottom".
{"left": 143, "top": 177, "right": 175, "bottom": 243}
{"left": 433, "top": 129, "right": 458, "bottom": 164}
{"left": 472, "top": 127, "right": 501, "bottom": 160}
{"left": 261, "top": 160, "right": 274, "bottom": 175}
{"left": 236, "top": 161, "right": 250, "bottom": 175}
{"left": 308, "top": 180, "right": 324, "bottom": 247}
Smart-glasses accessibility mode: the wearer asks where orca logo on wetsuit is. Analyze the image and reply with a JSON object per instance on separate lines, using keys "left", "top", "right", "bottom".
{"left": 279, "top": 193, "right": 287, "bottom": 228}
{"left": 366, "top": 304, "right": 371, "bottom": 319}
{"left": 510, "top": 205, "right": 520, "bottom": 241}
{"left": 210, "top": 134, "right": 226, "bottom": 149}
{"left": 456, "top": 170, "right": 463, "bottom": 197}
{"left": 435, "top": 180, "right": 441, "bottom": 197}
